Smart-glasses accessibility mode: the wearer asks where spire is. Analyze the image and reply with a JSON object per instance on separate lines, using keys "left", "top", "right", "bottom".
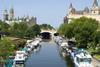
{"left": 9, "top": 0, "right": 14, "bottom": 20}
{"left": 93, "top": 0, "right": 98, "bottom": 7}
{"left": 4, "top": 9, "right": 8, "bottom": 15}
{"left": 3, "top": 9, "right": 9, "bottom": 21}
{"left": 69, "top": 3, "right": 73, "bottom": 9}
{"left": 9, "top": 7, "right": 14, "bottom": 20}
{"left": 69, "top": 3, "right": 76, "bottom": 14}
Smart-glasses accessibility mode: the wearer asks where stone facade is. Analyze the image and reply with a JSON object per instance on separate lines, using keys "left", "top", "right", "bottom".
{"left": 64, "top": 0, "right": 100, "bottom": 23}
{"left": 3, "top": 8, "right": 37, "bottom": 26}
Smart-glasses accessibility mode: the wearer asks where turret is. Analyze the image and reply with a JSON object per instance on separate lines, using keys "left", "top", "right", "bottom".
{"left": 92, "top": 0, "right": 98, "bottom": 7}
{"left": 9, "top": 7, "right": 14, "bottom": 20}
{"left": 69, "top": 3, "right": 76, "bottom": 14}
{"left": 3, "top": 9, "right": 9, "bottom": 21}
{"left": 83, "top": 7, "right": 89, "bottom": 14}
{"left": 91, "top": 0, "right": 100, "bottom": 14}
{"left": 64, "top": 16, "right": 68, "bottom": 23}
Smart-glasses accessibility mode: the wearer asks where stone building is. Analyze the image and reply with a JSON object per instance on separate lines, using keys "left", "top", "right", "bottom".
{"left": 9, "top": 7, "right": 14, "bottom": 21}
{"left": 2, "top": 7, "right": 37, "bottom": 26}
{"left": 64, "top": 0, "right": 100, "bottom": 23}
{"left": 27, "top": 17, "right": 37, "bottom": 27}
{"left": 3, "top": 9, "right": 9, "bottom": 21}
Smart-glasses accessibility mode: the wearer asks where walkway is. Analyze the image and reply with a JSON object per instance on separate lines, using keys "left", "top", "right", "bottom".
{"left": 92, "top": 58, "right": 100, "bottom": 67}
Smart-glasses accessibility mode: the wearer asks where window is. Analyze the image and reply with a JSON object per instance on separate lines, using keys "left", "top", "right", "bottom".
{"left": 79, "top": 58, "right": 92, "bottom": 63}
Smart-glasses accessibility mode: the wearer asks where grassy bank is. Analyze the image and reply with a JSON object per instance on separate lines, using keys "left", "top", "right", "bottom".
{"left": 94, "top": 55, "right": 100, "bottom": 60}
{"left": 87, "top": 48, "right": 100, "bottom": 60}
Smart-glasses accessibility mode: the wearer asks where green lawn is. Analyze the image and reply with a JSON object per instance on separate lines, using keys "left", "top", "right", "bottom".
{"left": 87, "top": 48, "right": 100, "bottom": 60}
{"left": 94, "top": 55, "right": 100, "bottom": 60}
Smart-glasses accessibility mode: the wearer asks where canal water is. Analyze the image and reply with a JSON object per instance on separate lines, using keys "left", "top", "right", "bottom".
{"left": 25, "top": 41, "right": 73, "bottom": 67}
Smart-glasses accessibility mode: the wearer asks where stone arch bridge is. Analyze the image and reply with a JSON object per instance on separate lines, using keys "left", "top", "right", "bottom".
{"left": 40, "top": 29, "right": 57, "bottom": 39}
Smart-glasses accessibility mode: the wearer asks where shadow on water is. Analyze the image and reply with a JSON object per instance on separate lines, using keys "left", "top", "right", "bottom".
{"left": 16, "top": 41, "right": 75, "bottom": 67}
{"left": 42, "top": 39, "right": 51, "bottom": 42}
{"left": 65, "top": 56, "right": 75, "bottom": 67}
{"left": 58, "top": 47, "right": 75, "bottom": 67}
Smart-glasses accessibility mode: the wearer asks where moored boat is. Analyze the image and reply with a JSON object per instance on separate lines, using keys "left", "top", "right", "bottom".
{"left": 13, "top": 51, "right": 27, "bottom": 64}
{"left": 71, "top": 49, "right": 93, "bottom": 67}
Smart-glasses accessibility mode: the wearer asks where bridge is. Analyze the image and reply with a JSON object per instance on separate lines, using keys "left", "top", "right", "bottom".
{"left": 40, "top": 29, "right": 57, "bottom": 39}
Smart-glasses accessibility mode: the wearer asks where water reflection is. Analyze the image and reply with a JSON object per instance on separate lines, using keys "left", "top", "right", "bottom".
{"left": 14, "top": 44, "right": 41, "bottom": 67}
{"left": 14, "top": 64, "right": 25, "bottom": 67}
{"left": 23, "top": 42, "right": 75, "bottom": 67}
{"left": 25, "top": 42, "right": 66, "bottom": 67}
{"left": 65, "top": 56, "right": 75, "bottom": 67}
{"left": 42, "top": 39, "right": 51, "bottom": 42}
{"left": 32, "top": 45, "right": 41, "bottom": 53}
{"left": 59, "top": 47, "right": 75, "bottom": 67}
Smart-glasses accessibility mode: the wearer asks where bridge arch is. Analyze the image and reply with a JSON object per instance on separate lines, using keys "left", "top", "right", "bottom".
{"left": 40, "top": 29, "right": 57, "bottom": 39}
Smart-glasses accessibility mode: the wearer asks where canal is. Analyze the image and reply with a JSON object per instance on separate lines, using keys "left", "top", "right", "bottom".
{"left": 25, "top": 41, "right": 73, "bottom": 67}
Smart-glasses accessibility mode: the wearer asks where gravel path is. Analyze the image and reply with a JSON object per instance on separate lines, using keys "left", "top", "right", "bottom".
{"left": 92, "top": 58, "right": 100, "bottom": 67}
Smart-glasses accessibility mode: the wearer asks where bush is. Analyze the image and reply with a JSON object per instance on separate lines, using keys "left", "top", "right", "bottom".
{"left": 14, "top": 39, "right": 26, "bottom": 50}
{"left": 0, "top": 38, "right": 15, "bottom": 59}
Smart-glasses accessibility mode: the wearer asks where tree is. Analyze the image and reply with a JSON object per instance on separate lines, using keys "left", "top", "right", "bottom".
{"left": 9, "top": 22, "right": 19, "bottom": 36}
{"left": 72, "top": 17, "right": 98, "bottom": 48}
{"left": 40, "top": 24, "right": 54, "bottom": 30}
{"left": 58, "top": 17, "right": 99, "bottom": 48}
{"left": 58, "top": 23, "right": 74, "bottom": 39}
{"left": 17, "top": 22, "right": 28, "bottom": 38}
{"left": 31, "top": 24, "right": 41, "bottom": 36}
{"left": 0, "top": 38, "right": 15, "bottom": 66}
{"left": 26, "top": 24, "right": 41, "bottom": 38}
{"left": 9, "top": 22, "right": 28, "bottom": 38}
{"left": 0, "top": 20, "right": 10, "bottom": 32}
{"left": 90, "top": 31, "right": 100, "bottom": 50}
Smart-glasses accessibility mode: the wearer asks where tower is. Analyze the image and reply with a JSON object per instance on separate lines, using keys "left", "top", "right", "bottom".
{"left": 91, "top": 0, "right": 100, "bottom": 14}
{"left": 3, "top": 9, "right": 9, "bottom": 21}
{"left": 93, "top": 0, "right": 98, "bottom": 7}
{"left": 69, "top": 3, "right": 76, "bottom": 15}
{"left": 64, "top": 16, "right": 68, "bottom": 23}
{"left": 9, "top": 7, "right": 14, "bottom": 20}
{"left": 83, "top": 7, "right": 89, "bottom": 14}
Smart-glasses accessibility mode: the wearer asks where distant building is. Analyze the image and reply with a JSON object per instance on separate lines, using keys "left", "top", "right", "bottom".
{"left": 2, "top": 7, "right": 37, "bottom": 26}
{"left": 64, "top": 0, "right": 100, "bottom": 23}
{"left": 3, "top": 9, "right": 9, "bottom": 21}
{"left": 64, "top": 16, "right": 68, "bottom": 23}
{"left": 9, "top": 7, "right": 14, "bottom": 21}
{"left": 27, "top": 17, "right": 37, "bottom": 27}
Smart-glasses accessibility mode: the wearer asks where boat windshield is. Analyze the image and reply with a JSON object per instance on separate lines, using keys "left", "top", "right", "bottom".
{"left": 79, "top": 58, "right": 92, "bottom": 63}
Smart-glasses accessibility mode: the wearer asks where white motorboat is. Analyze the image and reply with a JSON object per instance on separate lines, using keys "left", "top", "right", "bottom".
{"left": 35, "top": 37, "right": 42, "bottom": 42}
{"left": 58, "top": 39, "right": 63, "bottom": 45}
{"left": 60, "top": 42, "right": 68, "bottom": 47}
{"left": 26, "top": 40, "right": 33, "bottom": 44}
{"left": 54, "top": 36, "right": 63, "bottom": 45}
{"left": 31, "top": 40, "right": 40, "bottom": 48}
{"left": 60, "top": 42, "right": 70, "bottom": 51}
{"left": 14, "top": 51, "right": 27, "bottom": 64}
{"left": 26, "top": 45, "right": 33, "bottom": 52}
{"left": 60, "top": 42, "right": 71, "bottom": 55}
{"left": 71, "top": 49, "right": 93, "bottom": 67}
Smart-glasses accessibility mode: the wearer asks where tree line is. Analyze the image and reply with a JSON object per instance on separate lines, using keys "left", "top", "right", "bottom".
{"left": 0, "top": 20, "right": 54, "bottom": 39}
{"left": 0, "top": 20, "right": 54, "bottom": 66}
{"left": 58, "top": 17, "right": 100, "bottom": 53}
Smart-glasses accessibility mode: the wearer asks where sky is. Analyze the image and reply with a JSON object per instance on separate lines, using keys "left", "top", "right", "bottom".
{"left": 0, "top": 0, "right": 100, "bottom": 28}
